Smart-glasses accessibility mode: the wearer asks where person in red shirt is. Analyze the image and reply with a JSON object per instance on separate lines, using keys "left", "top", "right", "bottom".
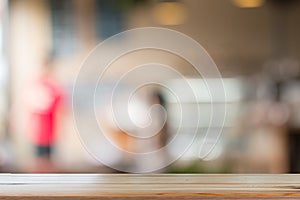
{"left": 25, "top": 57, "right": 65, "bottom": 172}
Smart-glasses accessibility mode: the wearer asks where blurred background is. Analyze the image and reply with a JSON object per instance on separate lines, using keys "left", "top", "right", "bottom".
{"left": 0, "top": 0, "right": 300, "bottom": 173}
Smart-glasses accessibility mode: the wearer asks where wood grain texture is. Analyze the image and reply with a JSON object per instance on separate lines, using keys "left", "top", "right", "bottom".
{"left": 1, "top": 174, "right": 300, "bottom": 199}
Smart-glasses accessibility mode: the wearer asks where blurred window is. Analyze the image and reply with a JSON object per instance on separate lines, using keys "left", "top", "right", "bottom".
{"left": 95, "top": 0, "right": 124, "bottom": 40}
{"left": 50, "top": 0, "right": 77, "bottom": 57}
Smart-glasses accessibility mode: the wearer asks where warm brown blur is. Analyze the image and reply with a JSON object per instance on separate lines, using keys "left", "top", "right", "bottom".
{"left": 0, "top": 0, "right": 299, "bottom": 173}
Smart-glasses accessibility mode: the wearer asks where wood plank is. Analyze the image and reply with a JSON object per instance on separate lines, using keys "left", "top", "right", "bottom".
{"left": 1, "top": 174, "right": 300, "bottom": 199}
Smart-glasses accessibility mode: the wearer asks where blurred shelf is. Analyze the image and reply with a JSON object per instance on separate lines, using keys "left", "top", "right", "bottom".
{"left": 1, "top": 174, "right": 300, "bottom": 199}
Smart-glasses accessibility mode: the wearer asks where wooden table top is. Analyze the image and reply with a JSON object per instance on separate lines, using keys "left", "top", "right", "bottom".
{"left": 1, "top": 174, "right": 300, "bottom": 199}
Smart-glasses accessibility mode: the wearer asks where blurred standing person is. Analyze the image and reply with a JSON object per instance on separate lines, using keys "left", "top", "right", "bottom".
{"left": 133, "top": 90, "right": 169, "bottom": 172}
{"left": 152, "top": 90, "right": 169, "bottom": 148}
{"left": 24, "top": 56, "right": 66, "bottom": 172}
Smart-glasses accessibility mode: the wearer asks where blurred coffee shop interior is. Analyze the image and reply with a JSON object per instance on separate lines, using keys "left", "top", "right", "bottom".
{"left": 0, "top": 0, "right": 300, "bottom": 173}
